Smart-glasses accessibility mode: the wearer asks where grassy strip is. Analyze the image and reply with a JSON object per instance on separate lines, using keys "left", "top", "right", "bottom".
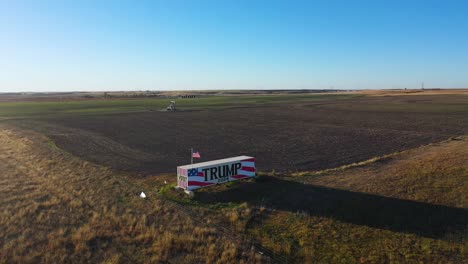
{"left": 276, "top": 135, "right": 468, "bottom": 179}
{"left": 0, "top": 125, "right": 268, "bottom": 263}
{"left": 0, "top": 93, "right": 359, "bottom": 118}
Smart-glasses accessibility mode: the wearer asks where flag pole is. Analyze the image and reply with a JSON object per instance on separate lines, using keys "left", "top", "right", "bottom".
{"left": 191, "top": 147, "right": 193, "bottom": 164}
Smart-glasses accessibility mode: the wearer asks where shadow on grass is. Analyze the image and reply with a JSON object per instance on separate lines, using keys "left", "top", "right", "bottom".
{"left": 195, "top": 177, "right": 468, "bottom": 240}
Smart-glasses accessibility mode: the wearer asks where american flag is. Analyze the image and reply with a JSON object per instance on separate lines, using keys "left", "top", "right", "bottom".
{"left": 188, "top": 168, "right": 204, "bottom": 177}
{"left": 192, "top": 151, "right": 201, "bottom": 158}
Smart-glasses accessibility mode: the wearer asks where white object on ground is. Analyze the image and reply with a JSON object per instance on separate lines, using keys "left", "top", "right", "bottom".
{"left": 140, "top": 192, "right": 146, "bottom": 198}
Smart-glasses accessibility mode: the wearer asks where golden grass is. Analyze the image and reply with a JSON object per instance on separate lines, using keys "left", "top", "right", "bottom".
{"left": 0, "top": 125, "right": 264, "bottom": 263}
{"left": 1, "top": 123, "right": 466, "bottom": 263}
{"left": 245, "top": 136, "right": 468, "bottom": 263}
{"left": 307, "top": 136, "right": 468, "bottom": 207}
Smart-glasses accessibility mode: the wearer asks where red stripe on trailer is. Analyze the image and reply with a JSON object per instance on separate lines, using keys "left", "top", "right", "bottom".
{"left": 188, "top": 181, "right": 214, "bottom": 187}
{"left": 241, "top": 166, "right": 255, "bottom": 172}
{"left": 197, "top": 172, "right": 204, "bottom": 176}
{"left": 242, "top": 158, "right": 255, "bottom": 162}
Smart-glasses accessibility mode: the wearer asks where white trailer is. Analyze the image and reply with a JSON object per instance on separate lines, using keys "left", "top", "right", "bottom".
{"left": 177, "top": 156, "right": 256, "bottom": 191}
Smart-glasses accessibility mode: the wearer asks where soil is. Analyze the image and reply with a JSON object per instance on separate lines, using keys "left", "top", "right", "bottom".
{"left": 27, "top": 95, "right": 467, "bottom": 175}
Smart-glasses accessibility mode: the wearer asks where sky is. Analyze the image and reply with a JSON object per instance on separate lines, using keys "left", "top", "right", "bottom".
{"left": 1, "top": 0, "right": 467, "bottom": 92}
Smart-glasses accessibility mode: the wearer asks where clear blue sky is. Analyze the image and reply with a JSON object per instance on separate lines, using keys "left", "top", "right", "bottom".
{"left": 1, "top": 0, "right": 467, "bottom": 92}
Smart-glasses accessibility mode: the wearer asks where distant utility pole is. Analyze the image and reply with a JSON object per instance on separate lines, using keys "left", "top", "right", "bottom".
{"left": 421, "top": 82, "right": 424, "bottom": 90}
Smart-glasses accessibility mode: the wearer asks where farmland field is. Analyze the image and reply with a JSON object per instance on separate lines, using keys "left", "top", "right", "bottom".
{"left": 0, "top": 91, "right": 467, "bottom": 263}
{"left": 5, "top": 93, "right": 468, "bottom": 175}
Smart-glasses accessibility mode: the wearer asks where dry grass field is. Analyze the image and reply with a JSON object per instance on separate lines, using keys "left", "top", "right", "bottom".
{"left": 190, "top": 136, "right": 467, "bottom": 263}
{"left": 0, "top": 91, "right": 467, "bottom": 263}
{"left": 0, "top": 125, "right": 265, "bottom": 263}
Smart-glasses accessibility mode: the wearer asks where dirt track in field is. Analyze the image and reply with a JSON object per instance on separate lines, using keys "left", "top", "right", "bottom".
{"left": 19, "top": 95, "right": 465, "bottom": 176}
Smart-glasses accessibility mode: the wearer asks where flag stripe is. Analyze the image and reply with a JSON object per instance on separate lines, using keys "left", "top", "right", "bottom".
{"left": 187, "top": 176, "right": 205, "bottom": 181}
{"left": 238, "top": 170, "right": 255, "bottom": 176}
{"left": 188, "top": 181, "right": 214, "bottom": 186}
{"left": 241, "top": 161, "right": 255, "bottom": 167}
{"left": 241, "top": 166, "right": 255, "bottom": 172}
